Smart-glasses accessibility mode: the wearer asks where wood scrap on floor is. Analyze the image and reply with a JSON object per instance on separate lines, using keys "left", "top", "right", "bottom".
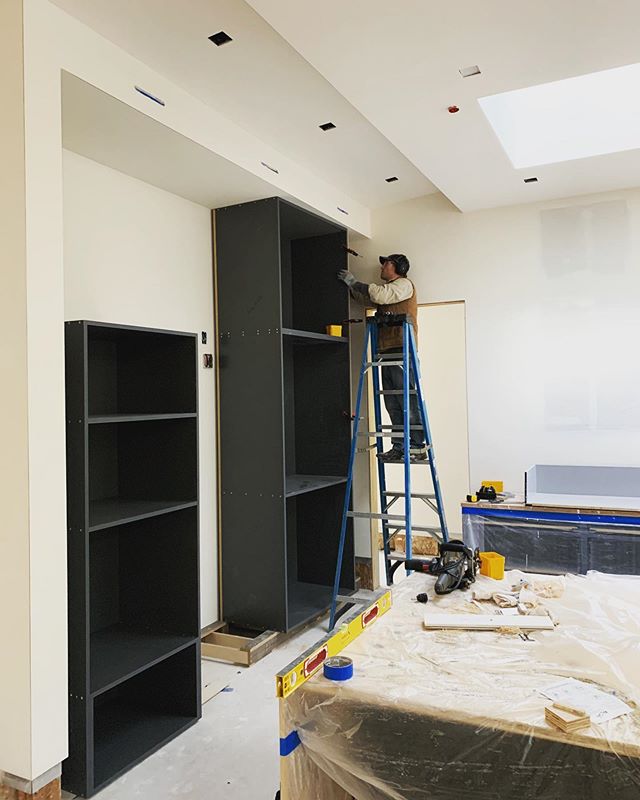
{"left": 423, "top": 613, "right": 555, "bottom": 631}
{"left": 201, "top": 623, "right": 280, "bottom": 666}
{"left": 545, "top": 703, "right": 591, "bottom": 733}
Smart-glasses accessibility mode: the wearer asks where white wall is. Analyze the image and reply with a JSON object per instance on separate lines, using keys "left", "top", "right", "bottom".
{"left": 63, "top": 150, "right": 218, "bottom": 626}
{"left": 1, "top": 0, "right": 68, "bottom": 782}
{"left": 1, "top": 0, "right": 38, "bottom": 781}
{"left": 353, "top": 188, "right": 640, "bottom": 512}
{"left": 11, "top": 0, "right": 367, "bottom": 781}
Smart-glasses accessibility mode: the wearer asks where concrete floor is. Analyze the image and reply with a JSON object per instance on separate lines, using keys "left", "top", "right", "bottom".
{"left": 62, "top": 619, "right": 326, "bottom": 800}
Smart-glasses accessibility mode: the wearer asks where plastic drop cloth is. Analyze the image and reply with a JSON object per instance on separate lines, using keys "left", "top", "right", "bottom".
{"left": 280, "top": 571, "right": 640, "bottom": 800}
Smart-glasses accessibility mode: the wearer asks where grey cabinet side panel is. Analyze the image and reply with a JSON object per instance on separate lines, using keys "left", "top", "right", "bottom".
{"left": 64, "top": 320, "right": 92, "bottom": 796}
{"left": 221, "top": 493, "right": 287, "bottom": 631}
{"left": 216, "top": 198, "right": 282, "bottom": 333}
{"left": 216, "top": 199, "right": 287, "bottom": 629}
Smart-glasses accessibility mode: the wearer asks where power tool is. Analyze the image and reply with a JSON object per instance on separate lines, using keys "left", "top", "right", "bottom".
{"left": 390, "top": 540, "right": 481, "bottom": 595}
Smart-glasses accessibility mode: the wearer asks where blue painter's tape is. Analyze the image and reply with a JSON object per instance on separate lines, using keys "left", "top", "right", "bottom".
{"left": 279, "top": 730, "right": 301, "bottom": 757}
{"left": 323, "top": 656, "right": 354, "bottom": 681}
{"left": 461, "top": 506, "right": 640, "bottom": 527}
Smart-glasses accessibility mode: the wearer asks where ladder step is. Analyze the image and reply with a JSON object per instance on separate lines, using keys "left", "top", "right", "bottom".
{"left": 377, "top": 390, "right": 417, "bottom": 395}
{"left": 383, "top": 491, "right": 436, "bottom": 500}
{"left": 387, "top": 525, "right": 443, "bottom": 535}
{"left": 379, "top": 425, "right": 424, "bottom": 431}
{"left": 374, "top": 352, "right": 407, "bottom": 359}
{"left": 365, "top": 361, "right": 405, "bottom": 368}
{"left": 347, "top": 512, "right": 441, "bottom": 534}
{"left": 357, "top": 433, "right": 431, "bottom": 439}
{"left": 379, "top": 459, "right": 432, "bottom": 466}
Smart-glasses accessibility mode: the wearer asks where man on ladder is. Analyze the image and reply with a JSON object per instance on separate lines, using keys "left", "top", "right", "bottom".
{"left": 338, "top": 254, "right": 427, "bottom": 462}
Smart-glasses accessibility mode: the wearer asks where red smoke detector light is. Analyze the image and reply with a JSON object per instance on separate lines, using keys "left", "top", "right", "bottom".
{"left": 448, "top": 105, "right": 460, "bottom": 114}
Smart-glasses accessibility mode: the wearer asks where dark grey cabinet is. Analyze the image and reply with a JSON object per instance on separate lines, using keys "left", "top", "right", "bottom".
{"left": 216, "top": 197, "right": 355, "bottom": 632}
{"left": 63, "top": 321, "right": 201, "bottom": 797}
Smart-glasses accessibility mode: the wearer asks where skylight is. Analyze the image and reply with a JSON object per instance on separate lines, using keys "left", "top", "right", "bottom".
{"left": 479, "top": 62, "right": 640, "bottom": 168}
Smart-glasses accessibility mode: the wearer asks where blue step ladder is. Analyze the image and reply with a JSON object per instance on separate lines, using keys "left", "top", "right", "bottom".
{"left": 329, "top": 313, "right": 449, "bottom": 630}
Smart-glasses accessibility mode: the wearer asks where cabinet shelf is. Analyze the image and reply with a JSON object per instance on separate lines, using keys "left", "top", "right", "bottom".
{"left": 282, "top": 327, "right": 348, "bottom": 345}
{"left": 285, "top": 474, "right": 347, "bottom": 498}
{"left": 89, "top": 413, "right": 196, "bottom": 424}
{"left": 89, "top": 498, "right": 197, "bottom": 532}
{"left": 91, "top": 626, "right": 197, "bottom": 696}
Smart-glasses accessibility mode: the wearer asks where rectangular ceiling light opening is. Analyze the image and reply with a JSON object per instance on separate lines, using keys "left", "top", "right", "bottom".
{"left": 209, "top": 31, "right": 233, "bottom": 46}
{"left": 479, "top": 62, "right": 640, "bottom": 168}
{"left": 459, "top": 65, "right": 481, "bottom": 78}
{"left": 524, "top": 177, "right": 538, "bottom": 183}
{"left": 319, "top": 122, "right": 336, "bottom": 131}
{"left": 385, "top": 176, "right": 399, "bottom": 183}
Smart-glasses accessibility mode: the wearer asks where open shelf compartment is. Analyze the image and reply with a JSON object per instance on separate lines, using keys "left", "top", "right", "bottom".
{"left": 86, "top": 323, "right": 196, "bottom": 416}
{"left": 286, "top": 482, "right": 355, "bottom": 629}
{"left": 89, "top": 507, "right": 199, "bottom": 695}
{"left": 88, "top": 418, "right": 197, "bottom": 530}
{"left": 92, "top": 645, "right": 200, "bottom": 793}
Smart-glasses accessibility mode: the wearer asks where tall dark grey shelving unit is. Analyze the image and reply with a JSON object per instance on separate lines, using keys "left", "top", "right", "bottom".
{"left": 63, "top": 321, "right": 201, "bottom": 798}
{"left": 216, "top": 197, "right": 355, "bottom": 633}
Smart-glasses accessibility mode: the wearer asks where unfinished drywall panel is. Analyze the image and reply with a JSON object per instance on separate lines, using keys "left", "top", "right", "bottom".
{"left": 351, "top": 186, "right": 640, "bottom": 504}
{"left": 62, "top": 150, "right": 218, "bottom": 626}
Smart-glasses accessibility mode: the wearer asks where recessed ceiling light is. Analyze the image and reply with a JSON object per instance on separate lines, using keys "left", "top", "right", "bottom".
{"left": 459, "top": 65, "right": 481, "bottom": 78}
{"left": 479, "top": 62, "right": 640, "bottom": 168}
{"left": 385, "top": 176, "right": 399, "bottom": 183}
{"left": 319, "top": 122, "right": 336, "bottom": 131}
{"left": 524, "top": 177, "right": 538, "bottom": 183}
{"left": 209, "top": 31, "right": 232, "bottom": 46}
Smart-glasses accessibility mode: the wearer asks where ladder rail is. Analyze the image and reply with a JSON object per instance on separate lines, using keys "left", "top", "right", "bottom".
{"left": 408, "top": 324, "right": 449, "bottom": 542}
{"left": 402, "top": 321, "right": 413, "bottom": 570}
{"left": 329, "top": 324, "right": 372, "bottom": 630}
{"left": 370, "top": 323, "right": 394, "bottom": 584}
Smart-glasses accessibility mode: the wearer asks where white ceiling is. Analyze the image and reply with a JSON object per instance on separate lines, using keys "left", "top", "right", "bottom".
{"left": 62, "top": 72, "right": 278, "bottom": 209}
{"left": 51, "top": 0, "right": 437, "bottom": 209}
{"left": 51, "top": 0, "right": 640, "bottom": 213}
{"left": 246, "top": 0, "right": 640, "bottom": 211}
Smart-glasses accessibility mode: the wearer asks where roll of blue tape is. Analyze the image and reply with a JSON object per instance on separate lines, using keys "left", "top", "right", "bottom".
{"left": 323, "top": 656, "right": 353, "bottom": 681}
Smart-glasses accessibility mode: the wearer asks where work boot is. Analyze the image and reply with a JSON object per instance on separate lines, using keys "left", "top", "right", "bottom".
{"left": 410, "top": 445, "right": 428, "bottom": 462}
{"left": 377, "top": 446, "right": 404, "bottom": 463}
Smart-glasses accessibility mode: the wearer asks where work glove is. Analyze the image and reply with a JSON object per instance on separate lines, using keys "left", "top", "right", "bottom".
{"left": 337, "top": 270, "right": 356, "bottom": 287}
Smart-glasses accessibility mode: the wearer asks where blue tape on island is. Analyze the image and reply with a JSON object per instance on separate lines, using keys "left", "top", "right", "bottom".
{"left": 462, "top": 506, "right": 640, "bottom": 527}
{"left": 279, "top": 730, "right": 301, "bottom": 757}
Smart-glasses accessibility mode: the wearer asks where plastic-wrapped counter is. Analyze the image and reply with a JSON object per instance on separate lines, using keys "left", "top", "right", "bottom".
{"left": 462, "top": 502, "right": 640, "bottom": 575}
{"left": 278, "top": 570, "right": 640, "bottom": 799}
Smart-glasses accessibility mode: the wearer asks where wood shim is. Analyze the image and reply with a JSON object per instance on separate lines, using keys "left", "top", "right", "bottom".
{"left": 423, "top": 613, "right": 555, "bottom": 631}
{"left": 545, "top": 705, "right": 591, "bottom": 733}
